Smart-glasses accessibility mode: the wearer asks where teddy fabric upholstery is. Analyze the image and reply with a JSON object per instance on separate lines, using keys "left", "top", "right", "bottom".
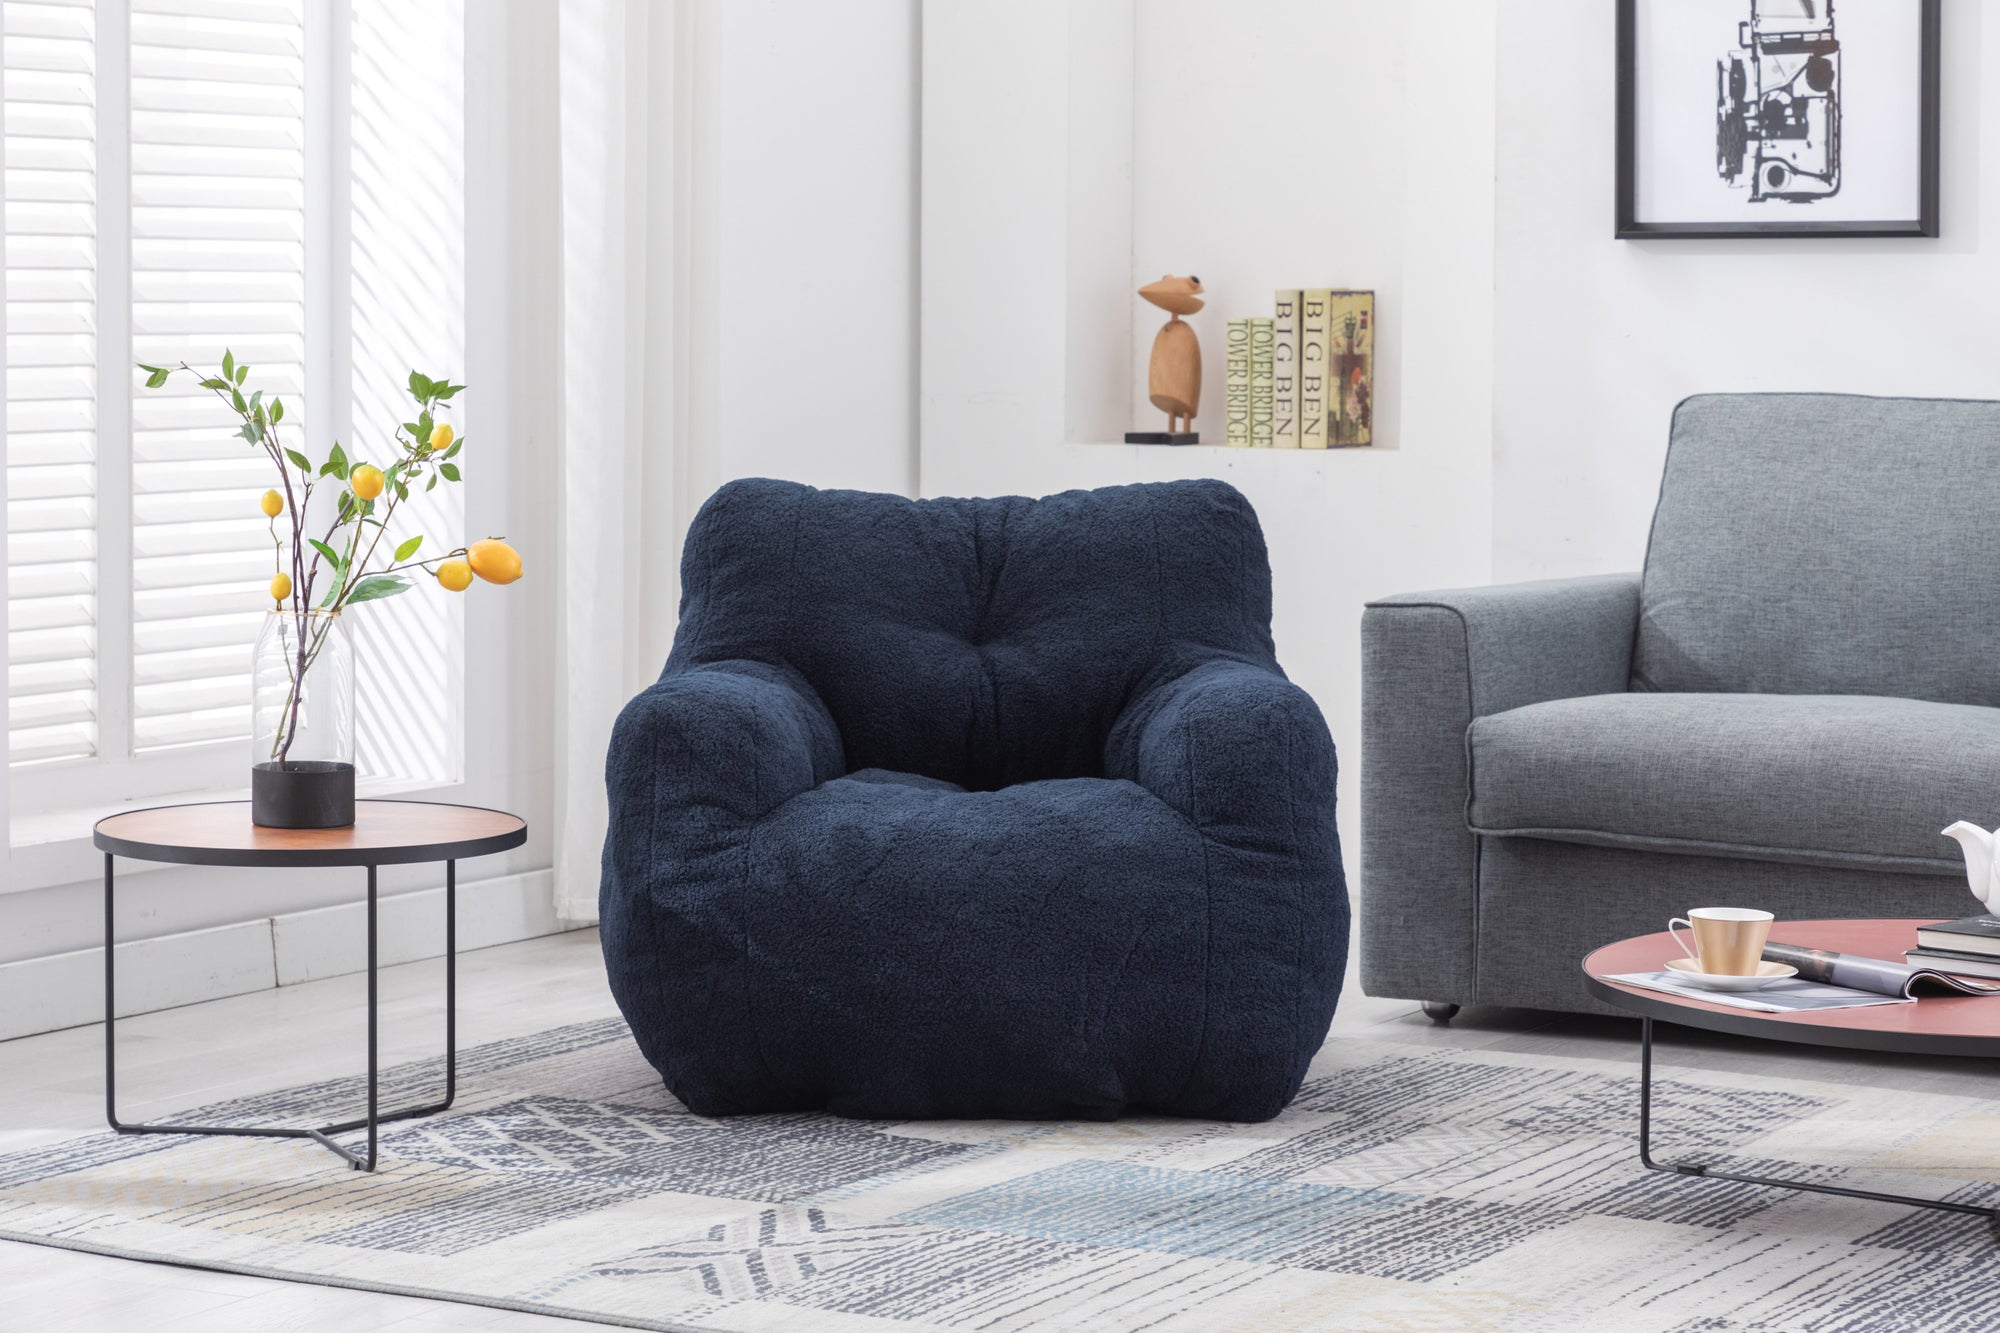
{"left": 600, "top": 477, "right": 1347, "bottom": 1121}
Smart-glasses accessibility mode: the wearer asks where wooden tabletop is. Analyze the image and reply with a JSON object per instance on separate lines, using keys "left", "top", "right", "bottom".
{"left": 93, "top": 800, "right": 527, "bottom": 868}
{"left": 1584, "top": 919, "right": 2000, "bottom": 1058}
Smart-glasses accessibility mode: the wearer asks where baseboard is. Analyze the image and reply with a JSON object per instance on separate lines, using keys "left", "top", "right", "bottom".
{"left": 0, "top": 868, "right": 561, "bottom": 1042}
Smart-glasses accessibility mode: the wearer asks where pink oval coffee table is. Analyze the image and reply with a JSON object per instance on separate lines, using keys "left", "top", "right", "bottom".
{"left": 1583, "top": 918, "right": 2000, "bottom": 1221}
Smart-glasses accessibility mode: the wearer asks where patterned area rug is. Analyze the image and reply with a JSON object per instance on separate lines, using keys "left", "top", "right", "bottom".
{"left": 2, "top": 1016, "right": 1996, "bottom": 1332}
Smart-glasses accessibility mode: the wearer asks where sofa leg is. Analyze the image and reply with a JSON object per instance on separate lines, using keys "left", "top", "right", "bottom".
{"left": 1421, "top": 1002, "right": 1461, "bottom": 1025}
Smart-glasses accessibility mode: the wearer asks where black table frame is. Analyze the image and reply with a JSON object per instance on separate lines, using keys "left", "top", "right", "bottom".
{"left": 96, "top": 801, "right": 525, "bottom": 1173}
{"left": 1585, "top": 971, "right": 2000, "bottom": 1221}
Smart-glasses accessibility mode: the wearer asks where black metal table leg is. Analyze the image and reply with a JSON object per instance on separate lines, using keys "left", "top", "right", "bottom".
{"left": 1635, "top": 1015, "right": 2000, "bottom": 1219}
{"left": 105, "top": 854, "right": 459, "bottom": 1173}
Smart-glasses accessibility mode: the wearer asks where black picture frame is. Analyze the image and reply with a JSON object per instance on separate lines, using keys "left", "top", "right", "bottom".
{"left": 1616, "top": 0, "right": 1940, "bottom": 239}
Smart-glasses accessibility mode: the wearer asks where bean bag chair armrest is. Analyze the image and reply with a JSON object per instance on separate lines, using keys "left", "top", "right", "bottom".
{"left": 1105, "top": 659, "right": 1336, "bottom": 842}
{"left": 1103, "top": 657, "right": 1345, "bottom": 1119}
{"left": 606, "top": 660, "right": 845, "bottom": 827}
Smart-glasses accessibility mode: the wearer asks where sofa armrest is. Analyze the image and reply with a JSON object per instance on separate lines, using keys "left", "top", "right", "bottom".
{"left": 1359, "top": 575, "right": 1639, "bottom": 1005}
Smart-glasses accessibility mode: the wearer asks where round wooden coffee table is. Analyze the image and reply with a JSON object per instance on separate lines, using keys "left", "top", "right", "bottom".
{"left": 1584, "top": 918, "right": 2000, "bottom": 1220}
{"left": 93, "top": 800, "right": 527, "bottom": 1172}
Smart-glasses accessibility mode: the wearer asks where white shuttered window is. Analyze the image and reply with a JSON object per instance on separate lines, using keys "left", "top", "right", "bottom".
{"left": 2, "top": 0, "right": 464, "bottom": 825}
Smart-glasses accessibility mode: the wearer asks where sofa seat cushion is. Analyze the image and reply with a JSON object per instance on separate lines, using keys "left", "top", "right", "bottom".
{"left": 1467, "top": 693, "right": 2000, "bottom": 874}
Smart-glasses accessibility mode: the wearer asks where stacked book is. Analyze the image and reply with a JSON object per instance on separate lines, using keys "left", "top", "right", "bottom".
{"left": 1225, "top": 288, "right": 1374, "bottom": 449}
{"left": 1906, "top": 916, "right": 2000, "bottom": 978}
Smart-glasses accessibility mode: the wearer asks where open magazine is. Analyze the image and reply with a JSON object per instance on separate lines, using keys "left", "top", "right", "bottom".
{"left": 1608, "top": 943, "right": 2000, "bottom": 1015}
{"left": 1762, "top": 942, "right": 2000, "bottom": 998}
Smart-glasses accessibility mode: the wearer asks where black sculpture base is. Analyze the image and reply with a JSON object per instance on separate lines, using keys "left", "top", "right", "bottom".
{"left": 252, "top": 760, "right": 356, "bottom": 829}
{"left": 1124, "top": 431, "right": 1201, "bottom": 446}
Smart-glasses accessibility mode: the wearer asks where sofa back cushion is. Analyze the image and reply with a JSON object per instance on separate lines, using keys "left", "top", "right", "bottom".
{"left": 670, "top": 477, "right": 1278, "bottom": 789}
{"left": 1634, "top": 393, "right": 2000, "bottom": 705}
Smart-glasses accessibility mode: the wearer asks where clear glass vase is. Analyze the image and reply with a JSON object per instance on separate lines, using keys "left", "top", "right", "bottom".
{"left": 250, "top": 608, "right": 356, "bottom": 827}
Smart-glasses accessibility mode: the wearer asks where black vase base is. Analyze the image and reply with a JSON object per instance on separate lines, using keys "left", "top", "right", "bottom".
{"left": 1125, "top": 431, "right": 1200, "bottom": 445}
{"left": 252, "top": 761, "right": 357, "bottom": 829}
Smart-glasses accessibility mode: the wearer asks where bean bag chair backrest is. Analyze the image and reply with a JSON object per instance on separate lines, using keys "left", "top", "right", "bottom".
{"left": 668, "top": 477, "right": 1278, "bottom": 790}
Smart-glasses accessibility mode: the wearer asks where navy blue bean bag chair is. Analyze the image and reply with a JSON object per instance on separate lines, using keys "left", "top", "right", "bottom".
{"left": 600, "top": 478, "right": 1347, "bottom": 1122}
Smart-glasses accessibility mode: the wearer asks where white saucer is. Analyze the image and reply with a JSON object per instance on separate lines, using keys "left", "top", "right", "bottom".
{"left": 1664, "top": 958, "right": 1798, "bottom": 992}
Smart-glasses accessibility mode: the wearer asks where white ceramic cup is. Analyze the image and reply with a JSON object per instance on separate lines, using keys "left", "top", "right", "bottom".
{"left": 1669, "top": 907, "right": 1775, "bottom": 976}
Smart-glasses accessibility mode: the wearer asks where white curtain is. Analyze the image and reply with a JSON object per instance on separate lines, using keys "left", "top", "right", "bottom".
{"left": 552, "top": 0, "right": 684, "bottom": 923}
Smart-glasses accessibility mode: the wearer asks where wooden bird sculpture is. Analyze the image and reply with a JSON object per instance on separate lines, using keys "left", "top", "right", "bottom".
{"left": 1140, "top": 275, "right": 1203, "bottom": 436}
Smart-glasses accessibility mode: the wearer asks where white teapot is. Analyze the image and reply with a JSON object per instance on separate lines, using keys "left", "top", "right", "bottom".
{"left": 1942, "top": 821, "right": 2000, "bottom": 915}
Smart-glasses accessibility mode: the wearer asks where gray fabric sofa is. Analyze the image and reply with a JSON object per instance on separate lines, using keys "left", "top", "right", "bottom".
{"left": 1360, "top": 393, "right": 1990, "bottom": 1016}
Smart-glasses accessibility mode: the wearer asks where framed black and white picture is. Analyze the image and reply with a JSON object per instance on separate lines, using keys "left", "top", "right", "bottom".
{"left": 1616, "top": 0, "right": 1940, "bottom": 238}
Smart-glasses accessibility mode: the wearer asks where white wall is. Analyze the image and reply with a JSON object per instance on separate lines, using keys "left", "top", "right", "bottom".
{"left": 921, "top": 0, "right": 1496, "bottom": 861}
{"left": 1494, "top": 0, "right": 1998, "bottom": 580}
{"left": 692, "top": 0, "right": 921, "bottom": 506}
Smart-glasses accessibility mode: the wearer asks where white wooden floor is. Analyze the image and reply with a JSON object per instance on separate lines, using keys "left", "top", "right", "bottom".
{"left": 2, "top": 927, "right": 1993, "bottom": 1330}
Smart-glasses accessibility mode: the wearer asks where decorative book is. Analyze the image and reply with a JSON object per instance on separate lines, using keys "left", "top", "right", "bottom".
{"left": 1914, "top": 915, "right": 2000, "bottom": 958}
{"left": 1905, "top": 947, "right": 2000, "bottom": 980}
{"left": 1224, "top": 319, "right": 1250, "bottom": 448}
{"left": 1271, "top": 290, "right": 1301, "bottom": 448}
{"left": 1324, "top": 290, "right": 1374, "bottom": 447}
{"left": 1298, "top": 291, "right": 1329, "bottom": 450}
{"left": 1247, "top": 318, "right": 1274, "bottom": 448}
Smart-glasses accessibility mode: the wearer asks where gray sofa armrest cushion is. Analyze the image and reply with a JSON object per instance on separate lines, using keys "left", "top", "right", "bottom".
{"left": 1360, "top": 574, "right": 1641, "bottom": 1003}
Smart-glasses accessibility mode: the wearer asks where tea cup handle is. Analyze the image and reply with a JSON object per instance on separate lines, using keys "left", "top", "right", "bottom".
{"left": 1668, "top": 917, "right": 1699, "bottom": 965}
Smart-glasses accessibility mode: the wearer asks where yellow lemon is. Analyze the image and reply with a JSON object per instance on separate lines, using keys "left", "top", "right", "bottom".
{"left": 429, "top": 422, "right": 454, "bottom": 453}
{"left": 436, "top": 559, "right": 473, "bottom": 592}
{"left": 269, "top": 571, "right": 292, "bottom": 602}
{"left": 260, "top": 488, "right": 283, "bottom": 518}
{"left": 465, "top": 538, "right": 522, "bottom": 585}
{"left": 350, "top": 464, "right": 385, "bottom": 501}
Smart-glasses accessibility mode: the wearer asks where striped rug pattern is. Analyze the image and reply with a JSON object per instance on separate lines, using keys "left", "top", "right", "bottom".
{"left": 1, "top": 1015, "right": 1994, "bottom": 1331}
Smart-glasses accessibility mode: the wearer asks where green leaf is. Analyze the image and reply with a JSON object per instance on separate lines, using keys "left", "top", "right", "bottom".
{"left": 434, "top": 383, "right": 464, "bottom": 401}
{"left": 425, "top": 472, "right": 438, "bottom": 492}
{"left": 320, "top": 579, "right": 341, "bottom": 609}
{"left": 327, "top": 441, "right": 349, "bottom": 480}
{"left": 443, "top": 439, "right": 462, "bottom": 460}
{"left": 143, "top": 368, "right": 170, "bottom": 388}
{"left": 337, "top": 491, "right": 356, "bottom": 521}
{"left": 249, "top": 389, "right": 264, "bottom": 418}
{"left": 439, "top": 462, "right": 461, "bottom": 482}
{"left": 395, "top": 480, "right": 409, "bottom": 501}
{"left": 417, "top": 410, "right": 434, "bottom": 441}
{"left": 221, "top": 349, "right": 235, "bottom": 380}
{"left": 307, "top": 538, "right": 343, "bottom": 569}
{"left": 408, "top": 370, "right": 433, "bottom": 401}
{"left": 235, "top": 363, "right": 249, "bottom": 385}
{"left": 136, "top": 362, "right": 164, "bottom": 374}
{"left": 394, "top": 534, "right": 423, "bottom": 562}
{"left": 269, "top": 397, "right": 284, "bottom": 423}
{"left": 200, "top": 377, "right": 229, "bottom": 391}
{"left": 230, "top": 386, "right": 246, "bottom": 413}
{"left": 285, "top": 448, "right": 311, "bottom": 472}
{"left": 344, "top": 575, "right": 411, "bottom": 606}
